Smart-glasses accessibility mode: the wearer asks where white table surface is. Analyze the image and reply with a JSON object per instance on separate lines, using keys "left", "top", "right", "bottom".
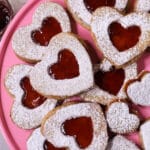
{"left": 1, "top": 0, "right": 27, "bottom": 149}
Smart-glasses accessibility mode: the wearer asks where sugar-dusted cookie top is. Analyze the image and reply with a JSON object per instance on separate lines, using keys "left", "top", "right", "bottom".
{"left": 106, "top": 101, "right": 140, "bottom": 134}
{"left": 29, "top": 33, "right": 93, "bottom": 99}
{"left": 91, "top": 7, "right": 150, "bottom": 68}
{"left": 107, "top": 135, "right": 140, "bottom": 150}
{"left": 126, "top": 71, "right": 150, "bottom": 106}
{"left": 12, "top": 2, "right": 71, "bottom": 63}
{"left": 42, "top": 102, "right": 108, "bottom": 150}
{"left": 5, "top": 64, "right": 57, "bottom": 129}
{"left": 140, "top": 120, "right": 150, "bottom": 150}
{"left": 134, "top": 0, "right": 150, "bottom": 13}
{"left": 66, "top": 0, "right": 128, "bottom": 29}
{"left": 80, "top": 59, "right": 137, "bottom": 105}
{"left": 27, "top": 128, "right": 66, "bottom": 150}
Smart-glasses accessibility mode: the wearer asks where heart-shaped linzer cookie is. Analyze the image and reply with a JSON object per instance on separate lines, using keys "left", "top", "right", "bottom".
{"left": 66, "top": 0, "right": 128, "bottom": 29}
{"left": 126, "top": 71, "right": 150, "bottom": 106}
{"left": 106, "top": 101, "right": 140, "bottom": 134}
{"left": 140, "top": 120, "right": 150, "bottom": 150}
{"left": 91, "top": 7, "right": 150, "bottom": 67}
{"left": 5, "top": 65, "right": 57, "bottom": 129}
{"left": 134, "top": 0, "right": 150, "bottom": 13}
{"left": 12, "top": 2, "right": 71, "bottom": 63}
{"left": 27, "top": 128, "right": 67, "bottom": 150}
{"left": 29, "top": 33, "right": 93, "bottom": 98}
{"left": 80, "top": 59, "right": 137, "bottom": 105}
{"left": 41, "top": 103, "right": 108, "bottom": 150}
{"left": 107, "top": 135, "right": 140, "bottom": 150}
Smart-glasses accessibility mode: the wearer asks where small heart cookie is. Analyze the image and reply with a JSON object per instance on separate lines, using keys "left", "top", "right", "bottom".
{"left": 65, "top": 0, "right": 128, "bottom": 29}
{"left": 91, "top": 7, "right": 150, "bottom": 67}
{"left": 140, "top": 120, "right": 150, "bottom": 150}
{"left": 29, "top": 33, "right": 93, "bottom": 98}
{"left": 27, "top": 128, "right": 66, "bottom": 150}
{"left": 12, "top": 2, "right": 71, "bottom": 63}
{"left": 134, "top": 0, "right": 150, "bottom": 13}
{"left": 41, "top": 103, "right": 108, "bottom": 150}
{"left": 80, "top": 59, "right": 137, "bottom": 105}
{"left": 106, "top": 101, "right": 140, "bottom": 134}
{"left": 107, "top": 135, "right": 140, "bottom": 150}
{"left": 5, "top": 65, "right": 57, "bottom": 129}
{"left": 126, "top": 71, "right": 150, "bottom": 106}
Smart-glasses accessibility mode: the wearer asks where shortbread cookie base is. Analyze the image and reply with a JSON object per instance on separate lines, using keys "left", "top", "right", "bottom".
{"left": 12, "top": 2, "right": 71, "bottom": 62}
{"left": 106, "top": 101, "right": 140, "bottom": 134}
{"left": 80, "top": 59, "right": 137, "bottom": 105}
{"left": 42, "top": 102, "right": 108, "bottom": 150}
{"left": 5, "top": 64, "right": 57, "bottom": 129}
{"left": 29, "top": 33, "right": 94, "bottom": 98}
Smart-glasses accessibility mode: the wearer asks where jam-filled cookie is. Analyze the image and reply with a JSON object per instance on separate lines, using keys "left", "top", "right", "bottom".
{"left": 107, "top": 135, "right": 140, "bottom": 150}
{"left": 140, "top": 120, "right": 150, "bottom": 150}
{"left": 134, "top": 0, "right": 150, "bottom": 13}
{"left": 106, "top": 101, "right": 140, "bottom": 134}
{"left": 12, "top": 2, "right": 71, "bottom": 63}
{"left": 41, "top": 102, "right": 108, "bottom": 150}
{"left": 126, "top": 71, "right": 150, "bottom": 106}
{"left": 29, "top": 33, "right": 93, "bottom": 99}
{"left": 27, "top": 128, "right": 66, "bottom": 150}
{"left": 91, "top": 7, "right": 150, "bottom": 68}
{"left": 65, "top": 0, "right": 128, "bottom": 29}
{"left": 5, "top": 65, "right": 57, "bottom": 129}
{"left": 80, "top": 59, "right": 137, "bottom": 105}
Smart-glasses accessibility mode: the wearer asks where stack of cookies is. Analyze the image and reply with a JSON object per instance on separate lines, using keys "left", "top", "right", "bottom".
{"left": 4, "top": 0, "right": 150, "bottom": 149}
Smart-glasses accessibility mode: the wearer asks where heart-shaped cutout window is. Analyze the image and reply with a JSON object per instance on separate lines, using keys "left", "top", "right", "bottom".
{"left": 108, "top": 22, "right": 141, "bottom": 51}
{"left": 62, "top": 117, "right": 93, "bottom": 149}
{"left": 95, "top": 68, "right": 125, "bottom": 95}
{"left": 49, "top": 49, "right": 79, "bottom": 80}
{"left": 84, "top": 0, "right": 115, "bottom": 12}
{"left": 31, "top": 17, "right": 62, "bottom": 46}
{"left": 20, "top": 77, "right": 46, "bottom": 109}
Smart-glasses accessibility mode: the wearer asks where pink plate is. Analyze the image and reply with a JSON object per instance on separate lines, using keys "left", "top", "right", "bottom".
{"left": 1, "top": 0, "right": 150, "bottom": 149}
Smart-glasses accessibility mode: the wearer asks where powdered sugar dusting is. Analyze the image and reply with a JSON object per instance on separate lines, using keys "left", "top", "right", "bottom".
{"left": 107, "top": 135, "right": 140, "bottom": 150}
{"left": 127, "top": 72, "right": 150, "bottom": 106}
{"left": 106, "top": 102, "right": 140, "bottom": 134}
{"left": 27, "top": 128, "right": 46, "bottom": 150}
{"left": 12, "top": 2, "right": 71, "bottom": 62}
{"left": 42, "top": 103, "right": 108, "bottom": 150}
{"left": 66, "top": 0, "right": 128, "bottom": 28}
{"left": 91, "top": 7, "right": 150, "bottom": 67}
{"left": 80, "top": 59, "right": 137, "bottom": 105}
{"left": 134, "top": 0, "right": 150, "bottom": 12}
{"left": 5, "top": 65, "right": 57, "bottom": 129}
{"left": 140, "top": 120, "right": 150, "bottom": 150}
{"left": 29, "top": 33, "right": 93, "bottom": 98}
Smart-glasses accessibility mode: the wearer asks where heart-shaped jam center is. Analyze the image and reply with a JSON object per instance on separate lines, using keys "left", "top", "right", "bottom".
{"left": 43, "top": 140, "right": 66, "bottom": 150}
{"left": 95, "top": 68, "right": 125, "bottom": 95}
{"left": 108, "top": 22, "right": 141, "bottom": 51}
{"left": 84, "top": 0, "right": 115, "bottom": 12}
{"left": 49, "top": 49, "right": 79, "bottom": 80}
{"left": 20, "top": 77, "right": 46, "bottom": 109}
{"left": 62, "top": 117, "right": 93, "bottom": 148}
{"left": 0, "top": 2, "right": 12, "bottom": 32}
{"left": 31, "top": 17, "right": 62, "bottom": 46}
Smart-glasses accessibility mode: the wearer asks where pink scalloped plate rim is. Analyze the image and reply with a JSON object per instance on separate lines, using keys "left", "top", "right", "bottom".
{"left": 0, "top": 0, "right": 150, "bottom": 149}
